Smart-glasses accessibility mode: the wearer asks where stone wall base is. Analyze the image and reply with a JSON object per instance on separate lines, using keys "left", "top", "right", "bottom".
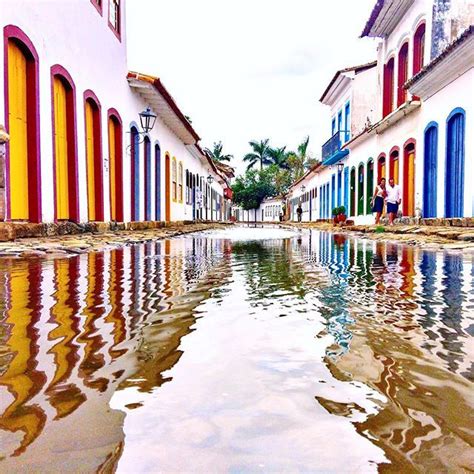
{"left": 0, "top": 220, "right": 225, "bottom": 242}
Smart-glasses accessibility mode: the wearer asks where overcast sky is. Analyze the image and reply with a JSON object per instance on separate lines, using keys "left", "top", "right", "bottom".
{"left": 126, "top": 0, "right": 377, "bottom": 173}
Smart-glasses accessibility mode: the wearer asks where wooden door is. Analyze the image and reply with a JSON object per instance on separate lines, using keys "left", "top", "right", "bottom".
{"left": 7, "top": 42, "right": 29, "bottom": 220}
{"left": 53, "top": 77, "right": 70, "bottom": 220}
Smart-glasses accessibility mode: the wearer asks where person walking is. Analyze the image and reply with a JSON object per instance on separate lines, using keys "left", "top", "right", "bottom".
{"left": 371, "top": 178, "right": 386, "bottom": 225}
{"left": 385, "top": 178, "right": 401, "bottom": 226}
{"left": 296, "top": 204, "right": 303, "bottom": 222}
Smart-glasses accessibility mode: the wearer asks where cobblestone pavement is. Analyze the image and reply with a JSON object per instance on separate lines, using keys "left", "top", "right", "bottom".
{"left": 281, "top": 222, "right": 474, "bottom": 251}
{"left": 0, "top": 223, "right": 231, "bottom": 259}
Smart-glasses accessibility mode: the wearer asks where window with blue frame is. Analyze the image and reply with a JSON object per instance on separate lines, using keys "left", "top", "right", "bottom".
{"left": 331, "top": 117, "right": 336, "bottom": 135}
{"left": 344, "top": 102, "right": 350, "bottom": 142}
{"left": 337, "top": 111, "right": 343, "bottom": 134}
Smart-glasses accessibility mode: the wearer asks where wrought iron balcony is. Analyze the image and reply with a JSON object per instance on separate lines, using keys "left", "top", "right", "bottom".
{"left": 322, "top": 130, "right": 349, "bottom": 165}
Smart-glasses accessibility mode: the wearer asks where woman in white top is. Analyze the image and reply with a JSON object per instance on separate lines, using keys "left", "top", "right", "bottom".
{"left": 371, "top": 178, "right": 386, "bottom": 224}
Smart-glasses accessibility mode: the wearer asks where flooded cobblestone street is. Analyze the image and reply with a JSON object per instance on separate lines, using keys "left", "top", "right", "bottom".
{"left": 0, "top": 226, "right": 473, "bottom": 472}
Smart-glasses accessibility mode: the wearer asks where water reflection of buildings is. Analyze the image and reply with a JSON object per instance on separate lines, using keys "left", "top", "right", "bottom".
{"left": 294, "top": 230, "right": 474, "bottom": 471}
{"left": 294, "top": 230, "right": 473, "bottom": 380}
{"left": 0, "top": 236, "right": 231, "bottom": 471}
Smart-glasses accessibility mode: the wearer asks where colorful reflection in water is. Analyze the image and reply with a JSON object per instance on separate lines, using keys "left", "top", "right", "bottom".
{"left": 0, "top": 228, "right": 472, "bottom": 472}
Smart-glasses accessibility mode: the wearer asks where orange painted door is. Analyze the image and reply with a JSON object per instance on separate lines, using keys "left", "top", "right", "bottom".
{"left": 7, "top": 41, "right": 29, "bottom": 220}
{"left": 85, "top": 101, "right": 96, "bottom": 221}
{"left": 165, "top": 155, "right": 171, "bottom": 221}
{"left": 53, "top": 77, "right": 70, "bottom": 220}
{"left": 406, "top": 151, "right": 415, "bottom": 216}
{"left": 109, "top": 118, "right": 117, "bottom": 220}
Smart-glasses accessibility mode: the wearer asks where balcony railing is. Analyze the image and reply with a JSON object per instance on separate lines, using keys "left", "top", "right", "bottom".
{"left": 322, "top": 130, "right": 349, "bottom": 165}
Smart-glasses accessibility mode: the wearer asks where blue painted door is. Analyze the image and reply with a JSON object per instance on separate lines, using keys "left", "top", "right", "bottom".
{"left": 445, "top": 112, "right": 465, "bottom": 217}
{"left": 423, "top": 125, "right": 438, "bottom": 218}
{"left": 144, "top": 138, "right": 151, "bottom": 221}
{"left": 155, "top": 144, "right": 161, "bottom": 221}
{"left": 326, "top": 183, "right": 330, "bottom": 218}
{"left": 344, "top": 167, "right": 349, "bottom": 212}
{"left": 319, "top": 186, "right": 323, "bottom": 219}
{"left": 131, "top": 128, "right": 140, "bottom": 220}
{"left": 331, "top": 175, "right": 336, "bottom": 212}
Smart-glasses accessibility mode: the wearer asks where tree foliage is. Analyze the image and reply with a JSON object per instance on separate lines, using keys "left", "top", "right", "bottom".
{"left": 243, "top": 139, "right": 272, "bottom": 170}
{"left": 204, "top": 141, "right": 233, "bottom": 162}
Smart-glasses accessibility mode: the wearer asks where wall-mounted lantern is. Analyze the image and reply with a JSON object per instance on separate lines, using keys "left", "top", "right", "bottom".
{"left": 300, "top": 185, "right": 306, "bottom": 193}
{"left": 207, "top": 174, "right": 214, "bottom": 185}
{"left": 139, "top": 107, "right": 157, "bottom": 134}
{"left": 337, "top": 162, "right": 344, "bottom": 172}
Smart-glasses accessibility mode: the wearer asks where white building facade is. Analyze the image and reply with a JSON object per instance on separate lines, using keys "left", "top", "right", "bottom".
{"left": 288, "top": 0, "right": 474, "bottom": 225}
{"left": 0, "top": 0, "right": 229, "bottom": 225}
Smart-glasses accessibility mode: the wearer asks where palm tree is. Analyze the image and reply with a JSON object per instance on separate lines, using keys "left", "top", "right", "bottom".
{"left": 268, "top": 146, "right": 290, "bottom": 170}
{"left": 243, "top": 139, "right": 271, "bottom": 170}
{"left": 287, "top": 136, "right": 314, "bottom": 180}
{"left": 204, "top": 141, "right": 233, "bottom": 162}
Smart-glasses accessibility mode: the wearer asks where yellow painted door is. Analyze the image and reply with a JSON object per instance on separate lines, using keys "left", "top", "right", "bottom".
{"left": 109, "top": 118, "right": 116, "bottom": 220}
{"left": 85, "top": 101, "right": 96, "bottom": 220}
{"left": 393, "top": 159, "right": 399, "bottom": 185}
{"left": 53, "top": 77, "right": 69, "bottom": 220}
{"left": 407, "top": 151, "right": 415, "bottom": 216}
{"left": 380, "top": 162, "right": 386, "bottom": 180}
{"left": 7, "top": 41, "right": 29, "bottom": 220}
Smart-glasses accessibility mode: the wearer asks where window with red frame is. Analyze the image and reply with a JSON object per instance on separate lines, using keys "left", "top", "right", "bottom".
{"left": 383, "top": 58, "right": 395, "bottom": 118}
{"left": 413, "top": 23, "right": 426, "bottom": 75}
{"left": 109, "top": 0, "right": 120, "bottom": 34}
{"left": 397, "top": 42, "right": 409, "bottom": 106}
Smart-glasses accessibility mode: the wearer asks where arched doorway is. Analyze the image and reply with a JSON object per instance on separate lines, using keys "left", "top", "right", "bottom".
{"left": 52, "top": 67, "right": 79, "bottom": 222}
{"left": 165, "top": 153, "right": 171, "bottom": 221}
{"left": 155, "top": 143, "right": 161, "bottom": 221}
{"left": 403, "top": 141, "right": 416, "bottom": 216}
{"left": 445, "top": 109, "right": 465, "bottom": 218}
{"left": 5, "top": 27, "right": 41, "bottom": 222}
{"left": 357, "top": 163, "right": 364, "bottom": 215}
{"left": 350, "top": 168, "right": 356, "bottom": 217}
{"left": 108, "top": 110, "right": 123, "bottom": 222}
{"left": 130, "top": 126, "right": 139, "bottom": 221}
{"left": 366, "top": 159, "right": 374, "bottom": 214}
{"left": 377, "top": 154, "right": 386, "bottom": 181}
{"left": 423, "top": 123, "right": 438, "bottom": 218}
{"left": 84, "top": 92, "right": 103, "bottom": 221}
{"left": 389, "top": 148, "right": 399, "bottom": 184}
{"left": 144, "top": 136, "right": 151, "bottom": 221}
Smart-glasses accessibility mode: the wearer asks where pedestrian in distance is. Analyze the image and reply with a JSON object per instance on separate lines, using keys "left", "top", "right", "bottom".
{"left": 296, "top": 204, "right": 303, "bottom": 222}
{"left": 371, "top": 177, "right": 387, "bottom": 225}
{"left": 385, "top": 177, "right": 401, "bottom": 226}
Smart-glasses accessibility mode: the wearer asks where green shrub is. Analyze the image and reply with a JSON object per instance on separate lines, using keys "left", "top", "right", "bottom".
{"left": 375, "top": 225, "right": 385, "bottom": 233}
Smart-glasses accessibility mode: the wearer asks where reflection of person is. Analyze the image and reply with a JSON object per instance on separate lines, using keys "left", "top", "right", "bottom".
{"left": 386, "top": 178, "right": 401, "bottom": 226}
{"left": 296, "top": 204, "right": 303, "bottom": 222}
{"left": 371, "top": 178, "right": 386, "bottom": 225}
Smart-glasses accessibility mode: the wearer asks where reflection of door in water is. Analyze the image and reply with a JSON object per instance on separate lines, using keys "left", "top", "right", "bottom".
{"left": 165, "top": 154, "right": 171, "bottom": 221}
{"left": 53, "top": 77, "right": 70, "bottom": 220}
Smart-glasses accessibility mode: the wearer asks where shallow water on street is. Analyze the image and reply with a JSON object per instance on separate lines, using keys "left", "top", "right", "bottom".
{"left": 0, "top": 226, "right": 473, "bottom": 472}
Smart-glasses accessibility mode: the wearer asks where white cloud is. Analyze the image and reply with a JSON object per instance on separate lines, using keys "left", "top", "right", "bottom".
{"left": 126, "top": 0, "right": 377, "bottom": 174}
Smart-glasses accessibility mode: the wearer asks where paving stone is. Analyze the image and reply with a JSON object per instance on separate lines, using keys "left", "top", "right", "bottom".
{"left": 457, "top": 233, "right": 474, "bottom": 241}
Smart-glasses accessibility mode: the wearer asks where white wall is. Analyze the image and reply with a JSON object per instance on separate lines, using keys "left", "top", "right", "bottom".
{"left": 0, "top": 0, "right": 226, "bottom": 224}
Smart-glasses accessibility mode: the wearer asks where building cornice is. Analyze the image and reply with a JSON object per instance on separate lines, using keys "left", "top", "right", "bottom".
{"left": 406, "top": 27, "right": 474, "bottom": 99}
{"left": 361, "top": 0, "right": 415, "bottom": 38}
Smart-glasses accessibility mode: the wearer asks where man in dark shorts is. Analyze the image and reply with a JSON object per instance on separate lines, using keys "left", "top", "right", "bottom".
{"left": 386, "top": 177, "right": 401, "bottom": 226}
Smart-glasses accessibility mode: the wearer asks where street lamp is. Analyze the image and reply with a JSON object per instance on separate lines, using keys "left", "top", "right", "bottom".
{"left": 300, "top": 185, "right": 306, "bottom": 193}
{"left": 139, "top": 107, "right": 157, "bottom": 134}
{"left": 207, "top": 174, "right": 214, "bottom": 185}
{"left": 337, "top": 162, "right": 344, "bottom": 172}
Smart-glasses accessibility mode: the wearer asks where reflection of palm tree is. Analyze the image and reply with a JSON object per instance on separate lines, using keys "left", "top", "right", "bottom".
{"left": 232, "top": 240, "right": 307, "bottom": 300}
